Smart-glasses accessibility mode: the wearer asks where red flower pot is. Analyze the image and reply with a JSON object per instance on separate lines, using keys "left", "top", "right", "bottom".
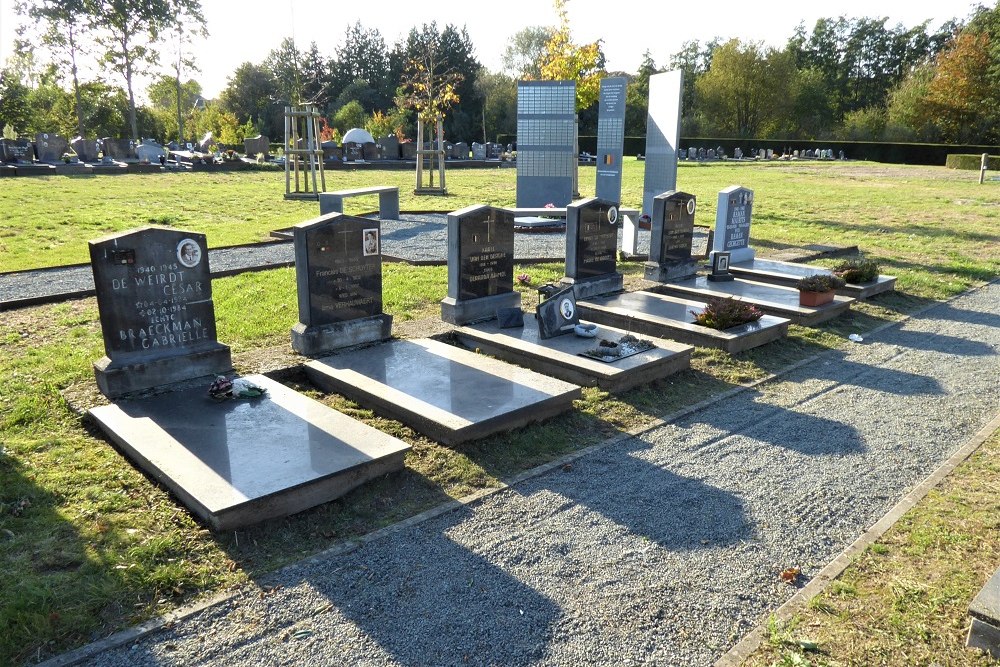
{"left": 799, "top": 289, "right": 835, "bottom": 307}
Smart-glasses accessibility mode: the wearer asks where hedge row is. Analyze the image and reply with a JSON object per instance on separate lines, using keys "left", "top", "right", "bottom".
{"left": 945, "top": 154, "right": 997, "bottom": 170}
{"left": 494, "top": 135, "right": 1000, "bottom": 166}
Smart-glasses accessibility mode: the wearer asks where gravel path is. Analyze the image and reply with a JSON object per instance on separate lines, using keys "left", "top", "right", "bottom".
{"left": 68, "top": 282, "right": 1000, "bottom": 667}
{"left": 0, "top": 214, "right": 667, "bottom": 307}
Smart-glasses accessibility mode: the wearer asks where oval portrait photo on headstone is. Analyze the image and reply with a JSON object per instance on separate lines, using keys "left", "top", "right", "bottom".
{"left": 176, "top": 239, "right": 202, "bottom": 268}
{"left": 686, "top": 198, "right": 696, "bottom": 215}
{"left": 559, "top": 297, "right": 575, "bottom": 321}
{"left": 606, "top": 206, "right": 619, "bottom": 225}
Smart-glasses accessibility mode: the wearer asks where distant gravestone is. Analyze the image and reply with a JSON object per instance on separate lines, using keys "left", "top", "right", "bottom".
{"left": 321, "top": 141, "right": 340, "bottom": 161}
{"left": 441, "top": 205, "right": 520, "bottom": 325}
{"left": 377, "top": 135, "right": 399, "bottom": 160}
{"left": 766, "top": 149, "right": 774, "bottom": 159}
{"left": 487, "top": 142, "right": 503, "bottom": 159}
{"left": 642, "top": 70, "right": 683, "bottom": 218}
{"left": 101, "top": 137, "right": 135, "bottom": 161}
{"left": 243, "top": 135, "right": 269, "bottom": 159}
{"left": 645, "top": 191, "right": 698, "bottom": 282}
{"left": 362, "top": 141, "right": 378, "bottom": 161}
{"left": 401, "top": 141, "right": 418, "bottom": 160}
{"left": 562, "top": 197, "right": 623, "bottom": 299}
{"left": 712, "top": 185, "right": 755, "bottom": 263}
{"left": 734, "top": 147, "right": 743, "bottom": 159}
{"left": 472, "top": 142, "right": 487, "bottom": 160}
{"left": 453, "top": 141, "right": 469, "bottom": 159}
{"left": 35, "top": 133, "right": 68, "bottom": 163}
{"left": 342, "top": 141, "right": 361, "bottom": 161}
{"left": 71, "top": 136, "right": 100, "bottom": 162}
{"left": 596, "top": 76, "right": 627, "bottom": 205}
{"left": 291, "top": 213, "right": 392, "bottom": 355}
{"left": 88, "top": 227, "right": 232, "bottom": 397}
{"left": 135, "top": 139, "right": 166, "bottom": 163}
{"left": 0, "top": 138, "right": 34, "bottom": 163}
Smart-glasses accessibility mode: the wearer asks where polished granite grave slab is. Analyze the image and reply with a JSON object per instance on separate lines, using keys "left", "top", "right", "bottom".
{"left": 577, "top": 291, "right": 789, "bottom": 354}
{"left": 729, "top": 258, "right": 896, "bottom": 299}
{"left": 88, "top": 374, "right": 410, "bottom": 531}
{"left": 454, "top": 314, "right": 693, "bottom": 393}
{"left": 648, "top": 275, "right": 854, "bottom": 326}
{"left": 968, "top": 566, "right": 1000, "bottom": 658}
{"left": 304, "top": 338, "right": 581, "bottom": 445}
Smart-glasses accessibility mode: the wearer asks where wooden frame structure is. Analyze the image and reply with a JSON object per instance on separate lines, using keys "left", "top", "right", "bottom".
{"left": 414, "top": 114, "right": 447, "bottom": 195}
{"left": 284, "top": 105, "right": 326, "bottom": 200}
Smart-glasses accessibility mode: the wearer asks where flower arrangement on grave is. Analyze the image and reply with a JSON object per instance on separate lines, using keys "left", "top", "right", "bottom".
{"left": 516, "top": 273, "right": 532, "bottom": 286}
{"left": 582, "top": 333, "right": 654, "bottom": 361}
{"left": 832, "top": 258, "right": 879, "bottom": 284}
{"left": 222, "top": 149, "right": 237, "bottom": 161}
{"left": 690, "top": 296, "right": 764, "bottom": 330}
{"left": 796, "top": 274, "right": 846, "bottom": 307}
{"left": 209, "top": 376, "right": 267, "bottom": 400}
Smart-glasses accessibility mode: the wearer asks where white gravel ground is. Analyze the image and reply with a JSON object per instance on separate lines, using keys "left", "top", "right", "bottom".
{"left": 63, "top": 282, "right": 999, "bottom": 667}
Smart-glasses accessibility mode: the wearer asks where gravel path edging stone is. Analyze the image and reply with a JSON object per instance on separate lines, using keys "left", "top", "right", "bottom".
{"left": 35, "top": 279, "right": 998, "bottom": 667}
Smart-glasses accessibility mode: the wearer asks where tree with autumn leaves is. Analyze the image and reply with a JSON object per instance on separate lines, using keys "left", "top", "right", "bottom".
{"left": 536, "top": 0, "right": 606, "bottom": 110}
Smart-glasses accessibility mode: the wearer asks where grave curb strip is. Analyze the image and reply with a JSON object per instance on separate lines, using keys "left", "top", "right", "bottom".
{"left": 35, "top": 280, "right": 995, "bottom": 667}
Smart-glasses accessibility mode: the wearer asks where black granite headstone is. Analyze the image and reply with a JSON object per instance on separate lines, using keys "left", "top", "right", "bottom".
{"left": 0, "top": 138, "right": 34, "bottom": 163}
{"left": 88, "top": 227, "right": 232, "bottom": 397}
{"left": 291, "top": 213, "right": 391, "bottom": 355}
{"left": 457, "top": 208, "right": 515, "bottom": 301}
{"left": 441, "top": 205, "right": 521, "bottom": 324}
{"left": 567, "top": 198, "right": 619, "bottom": 281}
{"left": 645, "top": 191, "right": 699, "bottom": 281}
{"left": 296, "top": 214, "right": 383, "bottom": 326}
{"left": 378, "top": 135, "right": 400, "bottom": 160}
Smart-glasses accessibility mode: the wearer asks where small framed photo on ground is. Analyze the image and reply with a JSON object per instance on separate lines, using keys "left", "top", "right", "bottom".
{"left": 708, "top": 250, "right": 735, "bottom": 282}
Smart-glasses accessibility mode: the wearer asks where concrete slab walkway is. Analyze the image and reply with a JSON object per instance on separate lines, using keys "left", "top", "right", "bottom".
{"left": 58, "top": 282, "right": 1000, "bottom": 667}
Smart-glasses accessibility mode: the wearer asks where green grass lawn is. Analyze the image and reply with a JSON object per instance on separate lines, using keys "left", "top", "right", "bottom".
{"left": 0, "top": 161, "right": 998, "bottom": 665}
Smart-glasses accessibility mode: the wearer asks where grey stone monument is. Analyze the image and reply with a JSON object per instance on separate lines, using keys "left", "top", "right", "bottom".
{"left": 88, "top": 227, "right": 233, "bottom": 397}
{"left": 516, "top": 80, "right": 576, "bottom": 207}
{"left": 291, "top": 213, "right": 392, "bottom": 355}
{"left": 135, "top": 139, "right": 166, "bottom": 163}
{"left": 71, "top": 136, "right": 100, "bottom": 162}
{"left": 34, "top": 133, "right": 68, "bottom": 163}
{"left": 712, "top": 185, "right": 756, "bottom": 263}
{"left": 453, "top": 141, "right": 469, "bottom": 159}
{"left": 362, "top": 141, "right": 378, "bottom": 161}
{"left": 595, "top": 76, "right": 627, "bottom": 205}
{"left": 642, "top": 70, "right": 683, "bottom": 218}
{"left": 243, "top": 135, "right": 269, "bottom": 159}
{"left": 562, "top": 197, "right": 624, "bottom": 299}
{"left": 101, "top": 137, "right": 135, "bottom": 161}
{"left": 441, "top": 205, "right": 521, "bottom": 325}
{"left": 644, "top": 191, "right": 699, "bottom": 282}
{"left": 472, "top": 142, "right": 487, "bottom": 160}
